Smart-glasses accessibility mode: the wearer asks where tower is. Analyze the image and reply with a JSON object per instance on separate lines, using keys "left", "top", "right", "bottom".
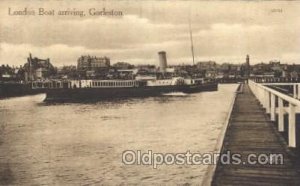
{"left": 246, "top": 54, "right": 250, "bottom": 77}
{"left": 246, "top": 54, "right": 250, "bottom": 66}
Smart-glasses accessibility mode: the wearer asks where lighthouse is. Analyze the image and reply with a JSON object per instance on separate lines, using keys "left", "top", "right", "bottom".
{"left": 246, "top": 54, "right": 250, "bottom": 78}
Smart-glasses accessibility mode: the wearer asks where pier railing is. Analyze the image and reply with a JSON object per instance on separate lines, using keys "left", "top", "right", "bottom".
{"left": 260, "top": 82, "right": 300, "bottom": 99}
{"left": 249, "top": 80, "right": 300, "bottom": 147}
{"left": 252, "top": 77, "right": 300, "bottom": 83}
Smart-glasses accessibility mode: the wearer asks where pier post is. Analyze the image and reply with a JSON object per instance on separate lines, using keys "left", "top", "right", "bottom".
{"left": 294, "top": 84, "right": 297, "bottom": 98}
{"left": 257, "top": 85, "right": 264, "bottom": 104}
{"left": 288, "top": 104, "right": 296, "bottom": 147}
{"left": 297, "top": 84, "right": 300, "bottom": 99}
{"left": 278, "top": 98, "right": 284, "bottom": 132}
{"left": 265, "top": 91, "right": 270, "bottom": 113}
{"left": 270, "top": 94, "right": 276, "bottom": 121}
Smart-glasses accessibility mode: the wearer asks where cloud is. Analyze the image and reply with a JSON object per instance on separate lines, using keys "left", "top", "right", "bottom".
{"left": 0, "top": 41, "right": 187, "bottom": 66}
{"left": 0, "top": 12, "right": 188, "bottom": 49}
{"left": 0, "top": 0, "right": 300, "bottom": 66}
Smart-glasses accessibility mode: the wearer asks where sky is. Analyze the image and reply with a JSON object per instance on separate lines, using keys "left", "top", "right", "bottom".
{"left": 0, "top": 0, "right": 300, "bottom": 67}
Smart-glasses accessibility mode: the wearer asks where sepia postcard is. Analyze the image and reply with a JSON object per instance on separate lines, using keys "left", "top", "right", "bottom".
{"left": 0, "top": 0, "right": 300, "bottom": 185}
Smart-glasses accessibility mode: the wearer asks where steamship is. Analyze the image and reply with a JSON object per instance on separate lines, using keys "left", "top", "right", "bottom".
{"left": 45, "top": 53, "right": 218, "bottom": 102}
{"left": 0, "top": 82, "right": 44, "bottom": 98}
{"left": 44, "top": 76, "right": 218, "bottom": 102}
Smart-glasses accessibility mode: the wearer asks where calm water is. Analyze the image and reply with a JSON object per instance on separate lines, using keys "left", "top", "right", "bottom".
{"left": 0, "top": 84, "right": 238, "bottom": 185}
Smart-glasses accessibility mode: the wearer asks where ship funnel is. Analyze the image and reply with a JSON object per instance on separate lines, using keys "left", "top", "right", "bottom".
{"left": 158, "top": 51, "right": 167, "bottom": 73}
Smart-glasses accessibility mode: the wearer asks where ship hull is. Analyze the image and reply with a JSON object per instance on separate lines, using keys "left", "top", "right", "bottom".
{"left": 44, "top": 83, "right": 218, "bottom": 102}
{"left": 0, "top": 82, "right": 44, "bottom": 99}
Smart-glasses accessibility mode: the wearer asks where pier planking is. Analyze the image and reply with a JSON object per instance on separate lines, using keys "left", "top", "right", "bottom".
{"left": 212, "top": 84, "right": 300, "bottom": 186}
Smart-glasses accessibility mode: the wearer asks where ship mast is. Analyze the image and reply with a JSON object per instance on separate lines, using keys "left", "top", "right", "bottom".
{"left": 189, "top": 18, "right": 195, "bottom": 66}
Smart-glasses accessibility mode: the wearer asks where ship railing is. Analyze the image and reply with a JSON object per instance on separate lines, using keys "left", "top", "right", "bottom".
{"left": 90, "top": 80, "right": 139, "bottom": 88}
{"left": 249, "top": 80, "right": 300, "bottom": 147}
{"left": 31, "top": 80, "right": 54, "bottom": 89}
{"left": 42, "top": 79, "right": 147, "bottom": 89}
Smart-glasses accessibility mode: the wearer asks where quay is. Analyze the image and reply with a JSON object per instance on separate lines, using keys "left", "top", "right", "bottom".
{"left": 208, "top": 81, "right": 300, "bottom": 185}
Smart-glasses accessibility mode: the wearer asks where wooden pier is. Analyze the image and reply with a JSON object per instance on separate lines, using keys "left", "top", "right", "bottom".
{"left": 211, "top": 83, "right": 300, "bottom": 185}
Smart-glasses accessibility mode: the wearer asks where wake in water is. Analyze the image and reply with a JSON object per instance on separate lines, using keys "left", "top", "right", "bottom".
{"left": 162, "top": 92, "right": 188, "bottom": 96}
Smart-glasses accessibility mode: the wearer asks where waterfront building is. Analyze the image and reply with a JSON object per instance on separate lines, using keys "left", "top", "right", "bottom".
{"left": 113, "top": 62, "right": 134, "bottom": 69}
{"left": 196, "top": 61, "right": 217, "bottom": 70}
{"left": 77, "top": 55, "right": 110, "bottom": 70}
{"left": 290, "top": 71, "right": 299, "bottom": 78}
{"left": 24, "top": 53, "right": 56, "bottom": 81}
{"left": 205, "top": 70, "right": 217, "bottom": 78}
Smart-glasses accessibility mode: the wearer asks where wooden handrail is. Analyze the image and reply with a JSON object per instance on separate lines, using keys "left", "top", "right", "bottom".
{"left": 249, "top": 80, "right": 300, "bottom": 106}
{"left": 249, "top": 80, "right": 299, "bottom": 147}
